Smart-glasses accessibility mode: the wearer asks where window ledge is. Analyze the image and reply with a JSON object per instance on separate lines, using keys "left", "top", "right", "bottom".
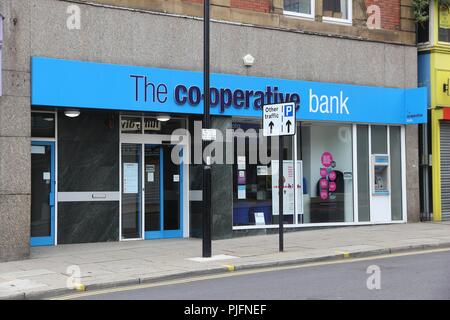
{"left": 283, "top": 10, "right": 315, "bottom": 21}
{"left": 322, "top": 16, "right": 352, "bottom": 26}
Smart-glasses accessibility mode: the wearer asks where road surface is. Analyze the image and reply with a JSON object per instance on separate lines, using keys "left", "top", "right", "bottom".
{"left": 61, "top": 249, "right": 450, "bottom": 300}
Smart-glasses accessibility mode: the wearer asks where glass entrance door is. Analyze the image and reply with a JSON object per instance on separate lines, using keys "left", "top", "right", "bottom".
{"left": 121, "top": 144, "right": 142, "bottom": 239}
{"left": 121, "top": 143, "right": 183, "bottom": 240}
{"left": 31, "top": 141, "right": 55, "bottom": 246}
{"left": 144, "top": 144, "right": 182, "bottom": 239}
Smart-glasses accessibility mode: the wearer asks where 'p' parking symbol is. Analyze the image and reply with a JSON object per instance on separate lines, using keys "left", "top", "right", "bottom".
{"left": 284, "top": 104, "right": 294, "bottom": 117}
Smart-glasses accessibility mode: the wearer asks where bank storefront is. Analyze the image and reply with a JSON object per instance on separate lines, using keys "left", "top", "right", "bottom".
{"left": 30, "top": 57, "right": 427, "bottom": 246}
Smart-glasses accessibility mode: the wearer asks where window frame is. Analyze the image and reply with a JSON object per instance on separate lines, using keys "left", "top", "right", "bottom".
{"left": 418, "top": 0, "right": 433, "bottom": 46}
{"left": 436, "top": 0, "right": 450, "bottom": 45}
{"left": 283, "top": 0, "right": 316, "bottom": 21}
{"left": 322, "top": 0, "right": 353, "bottom": 26}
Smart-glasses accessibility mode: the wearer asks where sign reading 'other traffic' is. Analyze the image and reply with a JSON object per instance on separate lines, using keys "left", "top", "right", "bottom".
{"left": 263, "top": 103, "right": 296, "bottom": 137}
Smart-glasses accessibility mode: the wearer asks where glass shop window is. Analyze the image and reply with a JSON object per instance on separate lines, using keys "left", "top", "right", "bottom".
{"left": 31, "top": 112, "right": 56, "bottom": 138}
{"left": 121, "top": 116, "right": 187, "bottom": 135}
{"left": 284, "top": 0, "right": 314, "bottom": 17}
{"left": 418, "top": 2, "right": 430, "bottom": 44}
{"left": 322, "top": 0, "right": 352, "bottom": 23}
{"left": 299, "top": 123, "right": 354, "bottom": 223}
{"left": 121, "top": 116, "right": 142, "bottom": 134}
{"left": 232, "top": 121, "right": 295, "bottom": 227}
{"left": 144, "top": 117, "right": 187, "bottom": 135}
{"left": 439, "top": 1, "right": 450, "bottom": 42}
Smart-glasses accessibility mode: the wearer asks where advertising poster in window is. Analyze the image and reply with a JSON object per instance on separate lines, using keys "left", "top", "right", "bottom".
{"left": 441, "top": 5, "right": 450, "bottom": 29}
{"left": 237, "top": 185, "right": 246, "bottom": 199}
{"left": 271, "top": 160, "right": 303, "bottom": 215}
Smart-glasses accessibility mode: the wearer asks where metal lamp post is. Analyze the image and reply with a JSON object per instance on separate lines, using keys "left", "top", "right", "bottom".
{"left": 202, "top": 0, "right": 212, "bottom": 258}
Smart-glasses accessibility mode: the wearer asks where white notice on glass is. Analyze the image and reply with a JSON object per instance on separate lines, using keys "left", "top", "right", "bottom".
{"left": 123, "top": 163, "right": 139, "bottom": 194}
{"left": 254, "top": 212, "right": 265, "bottom": 225}
{"left": 43, "top": 172, "right": 50, "bottom": 181}
{"left": 257, "top": 166, "right": 268, "bottom": 176}
{"left": 238, "top": 185, "right": 246, "bottom": 199}
{"left": 173, "top": 175, "right": 180, "bottom": 182}
{"left": 147, "top": 172, "right": 154, "bottom": 182}
{"left": 237, "top": 156, "right": 246, "bottom": 170}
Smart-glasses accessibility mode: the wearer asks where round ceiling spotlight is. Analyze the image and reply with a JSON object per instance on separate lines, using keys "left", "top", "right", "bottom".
{"left": 157, "top": 115, "right": 171, "bottom": 122}
{"left": 64, "top": 110, "right": 81, "bottom": 118}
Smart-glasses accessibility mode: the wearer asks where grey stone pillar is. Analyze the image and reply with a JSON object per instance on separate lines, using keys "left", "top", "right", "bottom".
{"left": 0, "top": 0, "right": 31, "bottom": 261}
{"left": 406, "top": 124, "right": 420, "bottom": 222}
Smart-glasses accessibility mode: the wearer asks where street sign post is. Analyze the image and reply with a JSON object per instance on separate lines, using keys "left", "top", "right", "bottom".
{"left": 202, "top": 0, "right": 212, "bottom": 258}
{"left": 263, "top": 103, "right": 296, "bottom": 252}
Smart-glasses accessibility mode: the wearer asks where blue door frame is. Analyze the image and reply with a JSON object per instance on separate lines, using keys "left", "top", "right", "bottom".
{"left": 30, "top": 141, "right": 56, "bottom": 247}
{"left": 144, "top": 145, "right": 183, "bottom": 240}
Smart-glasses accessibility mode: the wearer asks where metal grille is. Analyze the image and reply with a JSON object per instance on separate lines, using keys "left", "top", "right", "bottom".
{"left": 440, "top": 121, "right": 450, "bottom": 221}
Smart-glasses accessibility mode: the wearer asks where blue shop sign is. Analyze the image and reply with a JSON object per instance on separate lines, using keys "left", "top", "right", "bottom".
{"left": 31, "top": 57, "right": 427, "bottom": 125}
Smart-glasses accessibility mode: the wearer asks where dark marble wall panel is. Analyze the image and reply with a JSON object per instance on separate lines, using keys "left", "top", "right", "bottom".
{"left": 58, "top": 202, "right": 119, "bottom": 244}
{"left": 188, "top": 116, "right": 234, "bottom": 239}
{"left": 188, "top": 117, "right": 204, "bottom": 238}
{"left": 58, "top": 111, "right": 119, "bottom": 192}
{"left": 211, "top": 117, "right": 233, "bottom": 240}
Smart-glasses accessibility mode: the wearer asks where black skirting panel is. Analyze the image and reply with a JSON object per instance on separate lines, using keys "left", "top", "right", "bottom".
{"left": 57, "top": 202, "right": 119, "bottom": 244}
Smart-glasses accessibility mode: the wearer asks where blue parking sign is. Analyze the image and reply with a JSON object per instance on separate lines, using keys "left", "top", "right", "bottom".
{"left": 284, "top": 104, "right": 294, "bottom": 117}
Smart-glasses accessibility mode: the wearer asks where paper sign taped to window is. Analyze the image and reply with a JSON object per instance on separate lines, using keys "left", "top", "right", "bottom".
{"left": 257, "top": 166, "right": 268, "bottom": 176}
{"left": 237, "top": 156, "right": 246, "bottom": 170}
{"left": 43, "top": 172, "right": 50, "bottom": 181}
{"left": 238, "top": 185, "right": 246, "bottom": 199}
{"left": 123, "top": 163, "right": 139, "bottom": 194}
{"left": 254, "top": 212, "right": 265, "bottom": 225}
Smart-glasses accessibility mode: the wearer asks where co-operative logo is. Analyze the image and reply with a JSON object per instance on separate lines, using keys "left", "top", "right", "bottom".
{"left": 130, "top": 75, "right": 301, "bottom": 113}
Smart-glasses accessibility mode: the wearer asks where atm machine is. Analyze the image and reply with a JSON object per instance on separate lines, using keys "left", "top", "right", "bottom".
{"left": 370, "top": 154, "right": 391, "bottom": 222}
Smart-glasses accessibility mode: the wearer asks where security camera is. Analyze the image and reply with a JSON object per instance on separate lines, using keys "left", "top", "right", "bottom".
{"left": 243, "top": 54, "right": 255, "bottom": 67}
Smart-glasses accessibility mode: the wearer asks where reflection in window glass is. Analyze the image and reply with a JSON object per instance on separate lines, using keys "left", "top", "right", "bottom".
{"left": 323, "top": 0, "right": 349, "bottom": 20}
{"left": 418, "top": 3, "right": 430, "bottom": 43}
{"left": 371, "top": 125, "right": 387, "bottom": 154}
{"left": 121, "top": 116, "right": 142, "bottom": 134}
{"left": 231, "top": 121, "right": 293, "bottom": 227}
{"left": 301, "top": 123, "right": 354, "bottom": 223}
{"left": 31, "top": 112, "right": 55, "bottom": 138}
{"left": 121, "top": 144, "right": 142, "bottom": 239}
{"left": 439, "top": 2, "right": 450, "bottom": 42}
{"left": 284, "top": 0, "right": 312, "bottom": 15}
{"left": 144, "top": 117, "right": 186, "bottom": 135}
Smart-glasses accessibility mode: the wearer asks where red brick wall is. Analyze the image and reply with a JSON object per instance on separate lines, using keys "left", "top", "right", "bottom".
{"left": 183, "top": 0, "right": 270, "bottom": 13}
{"left": 231, "top": 0, "right": 270, "bottom": 13}
{"left": 365, "top": 0, "right": 401, "bottom": 30}
{"left": 183, "top": 1, "right": 400, "bottom": 30}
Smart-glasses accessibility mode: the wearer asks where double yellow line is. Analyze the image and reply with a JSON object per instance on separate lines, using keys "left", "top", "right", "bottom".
{"left": 51, "top": 247, "right": 450, "bottom": 300}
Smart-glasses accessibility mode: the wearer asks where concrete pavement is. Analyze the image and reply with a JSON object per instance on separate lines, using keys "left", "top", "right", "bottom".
{"left": 1, "top": 222, "right": 450, "bottom": 299}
